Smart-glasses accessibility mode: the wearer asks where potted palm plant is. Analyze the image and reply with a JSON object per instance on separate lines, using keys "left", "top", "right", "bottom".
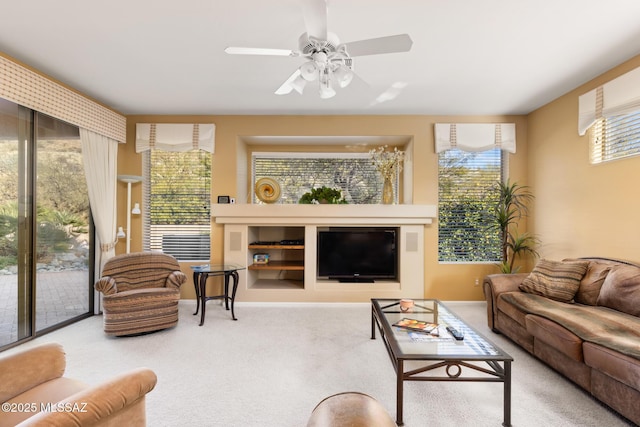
{"left": 492, "top": 180, "right": 539, "bottom": 273}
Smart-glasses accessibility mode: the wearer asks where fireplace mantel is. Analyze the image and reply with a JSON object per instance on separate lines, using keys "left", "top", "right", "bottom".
{"left": 211, "top": 204, "right": 436, "bottom": 225}
{"left": 211, "top": 204, "right": 435, "bottom": 302}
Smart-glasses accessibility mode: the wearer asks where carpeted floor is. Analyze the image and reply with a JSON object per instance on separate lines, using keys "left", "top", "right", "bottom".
{"left": 2, "top": 301, "right": 634, "bottom": 426}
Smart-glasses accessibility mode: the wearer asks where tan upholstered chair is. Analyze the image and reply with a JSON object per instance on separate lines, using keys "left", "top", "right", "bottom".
{"left": 306, "top": 392, "right": 396, "bottom": 427}
{"left": 0, "top": 342, "right": 156, "bottom": 427}
{"left": 94, "top": 252, "right": 187, "bottom": 336}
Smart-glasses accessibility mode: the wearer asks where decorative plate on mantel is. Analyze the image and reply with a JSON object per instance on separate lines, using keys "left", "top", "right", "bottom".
{"left": 255, "top": 177, "right": 281, "bottom": 203}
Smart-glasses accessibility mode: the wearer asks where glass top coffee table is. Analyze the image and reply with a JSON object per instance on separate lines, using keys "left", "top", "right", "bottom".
{"left": 371, "top": 298, "right": 513, "bottom": 426}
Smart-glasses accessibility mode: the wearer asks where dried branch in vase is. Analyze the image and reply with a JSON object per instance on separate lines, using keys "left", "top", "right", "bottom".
{"left": 369, "top": 145, "right": 405, "bottom": 179}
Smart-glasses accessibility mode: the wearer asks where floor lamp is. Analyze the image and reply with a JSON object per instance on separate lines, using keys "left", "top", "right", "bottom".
{"left": 118, "top": 175, "right": 143, "bottom": 254}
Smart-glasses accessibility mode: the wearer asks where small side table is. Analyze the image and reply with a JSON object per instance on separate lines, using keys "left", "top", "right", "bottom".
{"left": 190, "top": 264, "right": 245, "bottom": 326}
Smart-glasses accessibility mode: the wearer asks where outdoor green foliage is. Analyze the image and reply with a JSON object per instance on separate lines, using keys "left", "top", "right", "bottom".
{"left": 438, "top": 150, "right": 502, "bottom": 262}
{"left": 0, "top": 203, "right": 18, "bottom": 270}
{"left": 254, "top": 157, "right": 382, "bottom": 204}
{"left": 299, "top": 186, "right": 348, "bottom": 204}
{"left": 491, "top": 180, "right": 539, "bottom": 273}
{"left": 37, "top": 147, "right": 89, "bottom": 215}
{"left": 0, "top": 141, "right": 89, "bottom": 269}
{"left": 149, "top": 150, "right": 211, "bottom": 225}
{"left": 36, "top": 207, "right": 87, "bottom": 262}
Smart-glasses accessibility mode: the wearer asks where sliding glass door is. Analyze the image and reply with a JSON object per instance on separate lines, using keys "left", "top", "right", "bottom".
{"left": 0, "top": 98, "right": 32, "bottom": 346}
{"left": 34, "top": 113, "right": 92, "bottom": 333}
{"left": 0, "top": 98, "right": 93, "bottom": 349}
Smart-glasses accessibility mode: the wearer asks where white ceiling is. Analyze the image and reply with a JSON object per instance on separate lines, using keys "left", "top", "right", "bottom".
{"left": 1, "top": 0, "right": 640, "bottom": 116}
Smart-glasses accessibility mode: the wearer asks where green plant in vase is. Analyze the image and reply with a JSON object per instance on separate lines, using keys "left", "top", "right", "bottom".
{"left": 299, "top": 186, "right": 348, "bottom": 204}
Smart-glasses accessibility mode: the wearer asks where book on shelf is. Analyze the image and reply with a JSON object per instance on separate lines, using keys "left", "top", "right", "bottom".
{"left": 393, "top": 318, "right": 439, "bottom": 335}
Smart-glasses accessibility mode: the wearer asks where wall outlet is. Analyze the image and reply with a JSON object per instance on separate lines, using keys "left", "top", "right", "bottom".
{"left": 474, "top": 278, "right": 480, "bottom": 287}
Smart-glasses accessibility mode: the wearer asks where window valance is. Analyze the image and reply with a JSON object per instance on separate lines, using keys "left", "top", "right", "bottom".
{"left": 0, "top": 54, "right": 126, "bottom": 143}
{"left": 578, "top": 66, "right": 640, "bottom": 136}
{"left": 434, "top": 123, "right": 516, "bottom": 153}
{"left": 135, "top": 123, "right": 215, "bottom": 153}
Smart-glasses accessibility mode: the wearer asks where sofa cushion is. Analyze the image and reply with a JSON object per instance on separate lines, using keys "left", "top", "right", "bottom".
{"left": 597, "top": 264, "right": 640, "bottom": 316}
{"left": 499, "top": 292, "right": 640, "bottom": 359}
{"left": 0, "top": 342, "right": 66, "bottom": 403}
{"left": 525, "top": 314, "right": 584, "bottom": 361}
{"left": 1, "top": 377, "right": 87, "bottom": 427}
{"left": 519, "top": 259, "right": 589, "bottom": 302}
{"left": 574, "top": 260, "right": 613, "bottom": 306}
{"left": 584, "top": 342, "right": 640, "bottom": 391}
{"left": 497, "top": 293, "right": 528, "bottom": 327}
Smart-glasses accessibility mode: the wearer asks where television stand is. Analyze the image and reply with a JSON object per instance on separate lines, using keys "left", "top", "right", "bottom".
{"left": 211, "top": 204, "right": 434, "bottom": 302}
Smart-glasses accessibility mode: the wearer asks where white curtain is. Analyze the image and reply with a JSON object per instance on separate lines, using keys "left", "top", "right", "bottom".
{"left": 578, "top": 66, "right": 640, "bottom": 135}
{"left": 434, "top": 123, "right": 516, "bottom": 153}
{"left": 136, "top": 123, "right": 215, "bottom": 153}
{"left": 80, "top": 128, "right": 118, "bottom": 277}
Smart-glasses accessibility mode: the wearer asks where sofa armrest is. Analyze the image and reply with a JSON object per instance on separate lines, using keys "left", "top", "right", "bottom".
{"left": 94, "top": 277, "right": 117, "bottom": 295}
{"left": 483, "top": 273, "right": 528, "bottom": 332}
{"left": 166, "top": 271, "right": 187, "bottom": 290}
{"left": 0, "top": 343, "right": 66, "bottom": 403}
{"left": 16, "top": 368, "right": 157, "bottom": 427}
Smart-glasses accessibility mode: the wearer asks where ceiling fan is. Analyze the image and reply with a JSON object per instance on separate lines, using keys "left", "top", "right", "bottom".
{"left": 224, "top": 0, "right": 413, "bottom": 99}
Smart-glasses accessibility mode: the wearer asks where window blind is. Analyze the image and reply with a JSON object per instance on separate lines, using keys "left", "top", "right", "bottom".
{"left": 590, "top": 111, "right": 640, "bottom": 164}
{"left": 578, "top": 66, "right": 640, "bottom": 136}
{"left": 252, "top": 152, "right": 398, "bottom": 204}
{"left": 438, "top": 148, "right": 503, "bottom": 262}
{"left": 434, "top": 123, "right": 516, "bottom": 153}
{"left": 143, "top": 150, "right": 211, "bottom": 261}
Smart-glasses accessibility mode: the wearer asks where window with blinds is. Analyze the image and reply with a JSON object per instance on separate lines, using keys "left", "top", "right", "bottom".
{"left": 142, "top": 150, "right": 211, "bottom": 261}
{"left": 438, "top": 148, "right": 503, "bottom": 263}
{"left": 590, "top": 111, "right": 640, "bottom": 164}
{"left": 252, "top": 152, "right": 397, "bottom": 204}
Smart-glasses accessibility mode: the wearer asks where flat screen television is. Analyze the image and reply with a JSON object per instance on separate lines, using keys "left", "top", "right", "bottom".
{"left": 316, "top": 227, "right": 398, "bottom": 282}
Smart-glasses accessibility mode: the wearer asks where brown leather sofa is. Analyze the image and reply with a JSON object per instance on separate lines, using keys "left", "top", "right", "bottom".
{"left": 483, "top": 257, "right": 640, "bottom": 425}
{"left": 0, "top": 342, "right": 156, "bottom": 426}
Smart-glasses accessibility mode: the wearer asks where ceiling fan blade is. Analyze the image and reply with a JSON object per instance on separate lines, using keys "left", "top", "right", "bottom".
{"left": 343, "top": 34, "right": 413, "bottom": 57}
{"left": 301, "top": 0, "right": 327, "bottom": 41}
{"left": 225, "top": 47, "right": 294, "bottom": 56}
{"left": 275, "top": 70, "right": 306, "bottom": 95}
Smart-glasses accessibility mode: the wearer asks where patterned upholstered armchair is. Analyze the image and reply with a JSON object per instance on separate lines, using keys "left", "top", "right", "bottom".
{"left": 95, "top": 252, "right": 187, "bottom": 336}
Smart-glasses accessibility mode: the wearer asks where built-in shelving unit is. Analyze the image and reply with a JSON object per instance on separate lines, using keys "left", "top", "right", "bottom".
{"left": 246, "top": 226, "right": 305, "bottom": 290}
{"left": 212, "top": 204, "right": 436, "bottom": 302}
{"left": 248, "top": 260, "right": 305, "bottom": 271}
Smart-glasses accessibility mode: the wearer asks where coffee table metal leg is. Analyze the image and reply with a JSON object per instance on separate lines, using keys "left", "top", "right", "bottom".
{"left": 503, "top": 360, "right": 512, "bottom": 427}
{"left": 199, "top": 273, "right": 207, "bottom": 326}
{"left": 193, "top": 272, "right": 201, "bottom": 316}
{"left": 396, "top": 358, "right": 404, "bottom": 426}
{"left": 229, "top": 271, "right": 238, "bottom": 321}
{"left": 371, "top": 308, "right": 377, "bottom": 339}
{"left": 223, "top": 274, "right": 230, "bottom": 310}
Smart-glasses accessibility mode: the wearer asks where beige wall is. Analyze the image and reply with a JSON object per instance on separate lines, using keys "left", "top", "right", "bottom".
{"left": 121, "top": 48, "right": 640, "bottom": 302}
{"left": 121, "top": 114, "right": 527, "bottom": 301}
{"left": 7, "top": 48, "right": 639, "bottom": 302}
{"left": 527, "top": 54, "right": 640, "bottom": 262}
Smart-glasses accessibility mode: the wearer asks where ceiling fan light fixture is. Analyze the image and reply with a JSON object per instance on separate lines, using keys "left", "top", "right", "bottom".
{"left": 299, "top": 61, "right": 318, "bottom": 81}
{"left": 333, "top": 65, "right": 354, "bottom": 88}
{"left": 290, "top": 75, "right": 307, "bottom": 94}
{"left": 319, "top": 80, "right": 336, "bottom": 99}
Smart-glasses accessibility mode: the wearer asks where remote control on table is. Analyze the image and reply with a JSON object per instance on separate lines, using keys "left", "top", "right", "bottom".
{"left": 446, "top": 325, "right": 464, "bottom": 340}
